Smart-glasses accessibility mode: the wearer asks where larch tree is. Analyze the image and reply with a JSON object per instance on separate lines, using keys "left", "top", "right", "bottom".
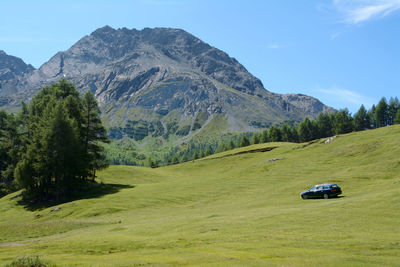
{"left": 281, "top": 124, "right": 292, "bottom": 142}
{"left": 353, "top": 105, "right": 370, "bottom": 131}
{"left": 14, "top": 79, "right": 109, "bottom": 201}
{"left": 268, "top": 126, "right": 282, "bottom": 142}
{"left": 82, "top": 91, "right": 109, "bottom": 180}
{"left": 316, "top": 112, "right": 333, "bottom": 138}
{"left": 333, "top": 109, "right": 353, "bottom": 134}
{"left": 298, "top": 118, "right": 314, "bottom": 142}
{"left": 375, "top": 97, "right": 389, "bottom": 127}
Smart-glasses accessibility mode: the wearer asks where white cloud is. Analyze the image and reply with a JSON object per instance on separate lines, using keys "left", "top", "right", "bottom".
{"left": 318, "top": 87, "right": 374, "bottom": 108}
{"left": 333, "top": 0, "right": 400, "bottom": 24}
{"left": 267, "top": 44, "right": 281, "bottom": 49}
{"left": 330, "top": 32, "right": 341, "bottom": 39}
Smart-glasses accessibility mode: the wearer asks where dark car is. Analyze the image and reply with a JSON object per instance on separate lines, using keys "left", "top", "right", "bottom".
{"left": 301, "top": 183, "right": 342, "bottom": 199}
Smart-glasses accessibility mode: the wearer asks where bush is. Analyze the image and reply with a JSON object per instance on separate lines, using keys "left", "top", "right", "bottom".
{"left": 5, "top": 256, "right": 54, "bottom": 267}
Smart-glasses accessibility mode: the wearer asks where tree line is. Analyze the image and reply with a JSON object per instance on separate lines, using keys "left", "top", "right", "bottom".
{"left": 158, "top": 97, "right": 400, "bottom": 166}
{"left": 0, "top": 80, "right": 109, "bottom": 201}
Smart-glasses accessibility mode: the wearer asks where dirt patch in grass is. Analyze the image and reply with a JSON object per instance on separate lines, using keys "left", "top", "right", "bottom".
{"left": 0, "top": 242, "right": 26, "bottom": 248}
{"left": 207, "top": 146, "right": 278, "bottom": 160}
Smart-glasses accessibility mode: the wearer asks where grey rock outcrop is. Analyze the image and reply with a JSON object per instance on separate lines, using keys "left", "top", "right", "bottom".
{"left": 0, "top": 26, "right": 334, "bottom": 139}
{"left": 0, "top": 50, "right": 35, "bottom": 106}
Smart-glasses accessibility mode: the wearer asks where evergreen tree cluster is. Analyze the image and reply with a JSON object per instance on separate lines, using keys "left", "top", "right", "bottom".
{"left": 0, "top": 80, "right": 109, "bottom": 201}
{"left": 159, "top": 97, "right": 400, "bottom": 165}
{"left": 250, "top": 97, "right": 400, "bottom": 143}
{"left": 105, "top": 139, "right": 146, "bottom": 166}
{"left": 158, "top": 133, "right": 252, "bottom": 166}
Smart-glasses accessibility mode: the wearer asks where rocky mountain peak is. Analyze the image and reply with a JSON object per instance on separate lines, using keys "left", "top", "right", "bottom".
{"left": 0, "top": 26, "right": 334, "bottom": 140}
{"left": 0, "top": 50, "right": 36, "bottom": 106}
{"left": 0, "top": 50, "right": 35, "bottom": 81}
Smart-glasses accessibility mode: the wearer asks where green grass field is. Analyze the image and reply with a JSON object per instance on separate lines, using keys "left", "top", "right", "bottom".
{"left": 1, "top": 125, "right": 400, "bottom": 266}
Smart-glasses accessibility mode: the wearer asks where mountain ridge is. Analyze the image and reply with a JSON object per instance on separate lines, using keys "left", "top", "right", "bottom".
{"left": 0, "top": 50, "right": 35, "bottom": 106}
{"left": 0, "top": 26, "right": 334, "bottom": 140}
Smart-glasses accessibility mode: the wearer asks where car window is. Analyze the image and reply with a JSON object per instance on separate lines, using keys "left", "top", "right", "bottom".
{"left": 323, "top": 186, "right": 330, "bottom": 189}
{"left": 316, "top": 186, "right": 324, "bottom": 190}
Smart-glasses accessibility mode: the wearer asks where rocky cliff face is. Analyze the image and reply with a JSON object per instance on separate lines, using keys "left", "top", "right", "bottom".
{"left": 0, "top": 26, "right": 334, "bottom": 140}
{"left": 0, "top": 50, "right": 34, "bottom": 80}
{"left": 0, "top": 50, "right": 35, "bottom": 106}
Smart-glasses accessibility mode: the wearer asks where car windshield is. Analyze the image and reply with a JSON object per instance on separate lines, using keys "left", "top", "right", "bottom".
{"left": 309, "top": 186, "right": 317, "bottom": 190}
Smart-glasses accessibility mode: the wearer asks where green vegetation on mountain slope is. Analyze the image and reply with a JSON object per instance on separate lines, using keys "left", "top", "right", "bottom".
{"left": 0, "top": 125, "right": 399, "bottom": 266}
{"left": 104, "top": 96, "right": 400, "bottom": 167}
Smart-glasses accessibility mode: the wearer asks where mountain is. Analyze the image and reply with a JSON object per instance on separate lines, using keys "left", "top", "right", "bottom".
{"left": 0, "top": 26, "right": 334, "bottom": 140}
{"left": 0, "top": 50, "right": 35, "bottom": 106}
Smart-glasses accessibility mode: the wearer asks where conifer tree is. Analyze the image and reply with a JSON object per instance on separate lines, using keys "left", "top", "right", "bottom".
{"left": 375, "top": 97, "right": 389, "bottom": 127}
{"left": 44, "top": 102, "right": 82, "bottom": 199}
{"left": 290, "top": 126, "right": 299, "bottom": 142}
{"left": 281, "top": 124, "right": 290, "bottom": 142}
{"left": 316, "top": 112, "right": 333, "bottom": 138}
{"left": 268, "top": 126, "right": 282, "bottom": 142}
{"left": 298, "top": 118, "right": 313, "bottom": 142}
{"left": 181, "top": 153, "right": 188, "bottom": 162}
{"left": 216, "top": 143, "right": 226, "bottom": 153}
{"left": 353, "top": 105, "right": 370, "bottom": 131}
{"left": 1, "top": 116, "right": 23, "bottom": 185}
{"left": 239, "top": 135, "right": 250, "bottom": 147}
{"left": 260, "top": 129, "right": 269, "bottom": 143}
{"left": 333, "top": 109, "right": 353, "bottom": 134}
{"left": 251, "top": 133, "right": 260, "bottom": 144}
{"left": 368, "top": 105, "right": 377, "bottom": 128}
{"left": 227, "top": 140, "right": 236, "bottom": 150}
{"left": 388, "top": 97, "right": 400, "bottom": 125}
{"left": 205, "top": 147, "right": 212, "bottom": 156}
{"left": 1, "top": 106, "right": 32, "bottom": 194}
{"left": 395, "top": 109, "right": 400, "bottom": 124}
{"left": 147, "top": 157, "right": 158, "bottom": 168}
{"left": 172, "top": 156, "right": 179, "bottom": 164}
{"left": 82, "top": 91, "right": 109, "bottom": 179}
{"left": 0, "top": 111, "right": 14, "bottom": 183}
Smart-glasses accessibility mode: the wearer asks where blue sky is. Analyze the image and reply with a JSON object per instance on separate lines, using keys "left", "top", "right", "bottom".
{"left": 1, "top": 0, "right": 399, "bottom": 113}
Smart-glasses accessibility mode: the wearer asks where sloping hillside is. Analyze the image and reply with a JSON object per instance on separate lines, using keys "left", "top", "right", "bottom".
{"left": 0, "top": 125, "right": 399, "bottom": 266}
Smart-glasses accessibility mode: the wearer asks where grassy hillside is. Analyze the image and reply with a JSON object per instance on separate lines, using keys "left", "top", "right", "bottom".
{"left": 1, "top": 125, "right": 399, "bottom": 266}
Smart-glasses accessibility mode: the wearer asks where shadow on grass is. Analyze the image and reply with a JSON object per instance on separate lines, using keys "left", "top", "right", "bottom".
{"left": 18, "top": 182, "right": 134, "bottom": 211}
{"left": 302, "top": 195, "right": 346, "bottom": 200}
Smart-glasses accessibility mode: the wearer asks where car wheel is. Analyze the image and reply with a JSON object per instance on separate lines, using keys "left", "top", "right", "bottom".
{"left": 323, "top": 193, "right": 329, "bottom": 199}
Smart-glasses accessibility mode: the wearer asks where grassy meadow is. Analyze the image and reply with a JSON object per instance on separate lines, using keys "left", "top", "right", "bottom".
{"left": 0, "top": 125, "right": 400, "bottom": 266}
